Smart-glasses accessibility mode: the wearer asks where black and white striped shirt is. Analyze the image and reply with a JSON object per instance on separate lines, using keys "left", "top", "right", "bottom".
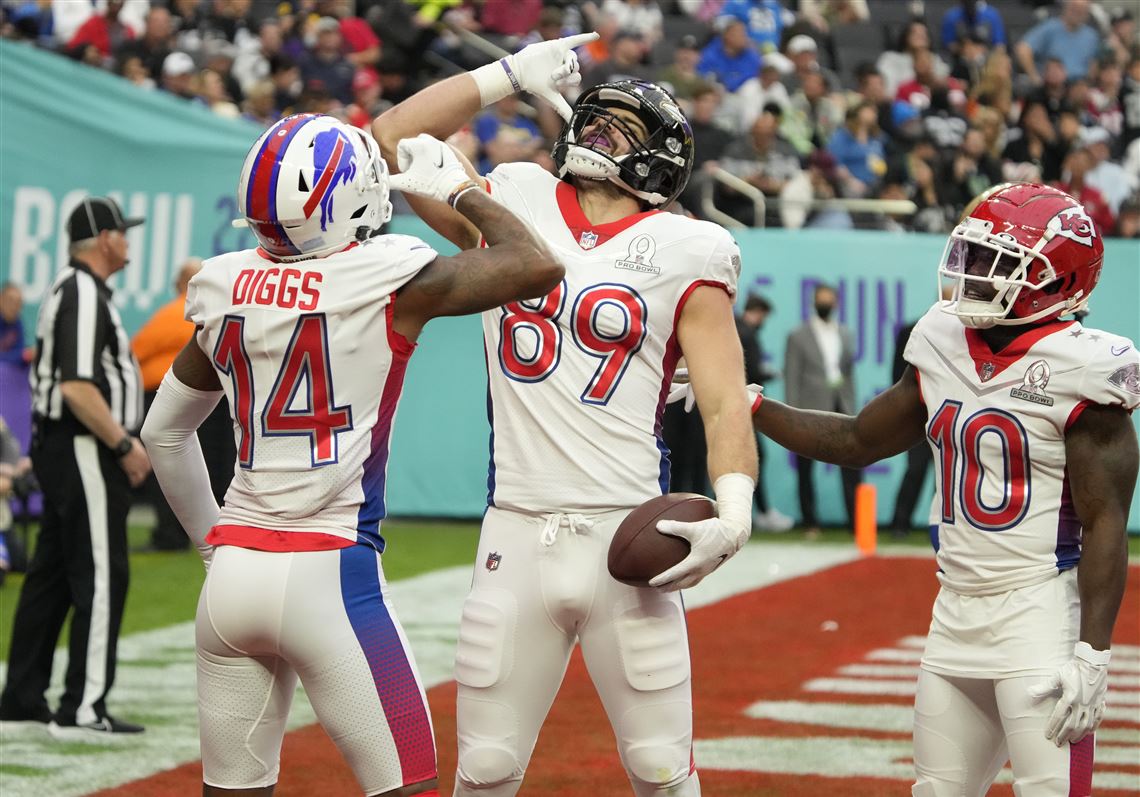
{"left": 31, "top": 260, "right": 143, "bottom": 434}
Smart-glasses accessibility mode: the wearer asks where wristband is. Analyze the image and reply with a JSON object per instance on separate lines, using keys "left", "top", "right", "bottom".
{"left": 751, "top": 391, "right": 764, "bottom": 414}
{"left": 112, "top": 434, "right": 133, "bottom": 458}
{"left": 1074, "top": 641, "right": 1111, "bottom": 667}
{"left": 471, "top": 58, "right": 519, "bottom": 107}
{"left": 448, "top": 180, "right": 481, "bottom": 209}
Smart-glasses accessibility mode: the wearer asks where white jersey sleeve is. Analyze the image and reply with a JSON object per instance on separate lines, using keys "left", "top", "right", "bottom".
{"left": 185, "top": 236, "right": 436, "bottom": 552}
{"left": 1075, "top": 336, "right": 1140, "bottom": 412}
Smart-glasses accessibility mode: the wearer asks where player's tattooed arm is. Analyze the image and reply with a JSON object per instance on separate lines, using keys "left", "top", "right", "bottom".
{"left": 1066, "top": 404, "right": 1137, "bottom": 651}
{"left": 393, "top": 189, "right": 563, "bottom": 338}
{"left": 753, "top": 366, "right": 928, "bottom": 468}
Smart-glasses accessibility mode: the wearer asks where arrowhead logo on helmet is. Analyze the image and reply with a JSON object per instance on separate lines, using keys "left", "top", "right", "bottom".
{"left": 1047, "top": 207, "right": 1097, "bottom": 247}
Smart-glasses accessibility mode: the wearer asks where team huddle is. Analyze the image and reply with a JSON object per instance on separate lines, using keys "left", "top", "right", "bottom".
{"left": 133, "top": 32, "right": 1136, "bottom": 797}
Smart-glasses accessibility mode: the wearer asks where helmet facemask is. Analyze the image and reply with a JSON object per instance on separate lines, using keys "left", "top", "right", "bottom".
{"left": 938, "top": 216, "right": 1065, "bottom": 328}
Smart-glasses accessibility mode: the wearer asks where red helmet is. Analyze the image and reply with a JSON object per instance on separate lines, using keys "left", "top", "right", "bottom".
{"left": 938, "top": 183, "right": 1104, "bottom": 328}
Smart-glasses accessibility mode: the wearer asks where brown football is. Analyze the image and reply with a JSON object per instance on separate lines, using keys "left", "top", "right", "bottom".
{"left": 608, "top": 493, "right": 715, "bottom": 587}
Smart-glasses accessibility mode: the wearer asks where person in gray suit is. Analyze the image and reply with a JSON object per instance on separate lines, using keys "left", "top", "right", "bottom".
{"left": 784, "top": 283, "right": 863, "bottom": 533}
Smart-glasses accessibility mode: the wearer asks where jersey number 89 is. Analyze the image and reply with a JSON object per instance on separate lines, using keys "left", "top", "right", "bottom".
{"left": 498, "top": 281, "right": 648, "bottom": 405}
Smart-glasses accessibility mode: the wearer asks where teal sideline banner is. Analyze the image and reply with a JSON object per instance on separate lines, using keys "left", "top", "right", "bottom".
{"left": 3, "top": 39, "right": 1138, "bottom": 529}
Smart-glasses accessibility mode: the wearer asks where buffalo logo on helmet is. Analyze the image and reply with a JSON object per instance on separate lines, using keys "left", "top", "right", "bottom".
{"left": 1047, "top": 207, "right": 1097, "bottom": 247}
{"left": 304, "top": 127, "right": 358, "bottom": 232}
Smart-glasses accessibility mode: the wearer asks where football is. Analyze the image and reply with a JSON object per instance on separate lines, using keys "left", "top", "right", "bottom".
{"left": 607, "top": 493, "right": 715, "bottom": 587}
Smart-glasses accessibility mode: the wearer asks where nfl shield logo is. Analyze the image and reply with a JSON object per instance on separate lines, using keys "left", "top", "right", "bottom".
{"left": 485, "top": 551, "right": 502, "bottom": 572}
{"left": 579, "top": 230, "right": 599, "bottom": 249}
{"left": 981, "top": 362, "right": 995, "bottom": 381}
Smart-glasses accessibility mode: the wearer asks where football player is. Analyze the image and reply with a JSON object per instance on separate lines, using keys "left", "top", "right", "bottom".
{"left": 695, "top": 183, "right": 1138, "bottom": 796}
{"left": 140, "top": 116, "right": 562, "bottom": 796}
{"left": 372, "top": 34, "right": 758, "bottom": 797}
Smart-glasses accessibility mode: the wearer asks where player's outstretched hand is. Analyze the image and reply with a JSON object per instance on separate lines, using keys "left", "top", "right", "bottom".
{"left": 667, "top": 368, "right": 763, "bottom": 414}
{"left": 387, "top": 134, "right": 473, "bottom": 205}
{"left": 504, "top": 32, "right": 599, "bottom": 120}
{"left": 1028, "top": 642, "right": 1110, "bottom": 746}
{"left": 650, "top": 515, "right": 749, "bottom": 591}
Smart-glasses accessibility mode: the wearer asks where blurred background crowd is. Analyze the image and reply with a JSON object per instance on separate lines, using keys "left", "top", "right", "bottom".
{"left": 2, "top": 0, "right": 1139, "bottom": 234}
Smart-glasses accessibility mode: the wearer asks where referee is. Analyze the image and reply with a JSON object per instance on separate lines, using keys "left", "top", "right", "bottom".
{"left": 0, "top": 197, "right": 150, "bottom": 739}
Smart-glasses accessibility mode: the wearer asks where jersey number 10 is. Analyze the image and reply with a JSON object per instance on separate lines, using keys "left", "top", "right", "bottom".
{"left": 498, "top": 281, "right": 648, "bottom": 405}
{"left": 928, "top": 400, "right": 1031, "bottom": 531}
{"left": 213, "top": 313, "right": 353, "bottom": 469}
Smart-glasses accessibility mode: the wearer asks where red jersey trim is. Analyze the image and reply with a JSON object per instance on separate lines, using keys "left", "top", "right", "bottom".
{"left": 913, "top": 367, "right": 925, "bottom": 405}
{"left": 385, "top": 293, "right": 417, "bottom": 358}
{"left": 555, "top": 181, "right": 661, "bottom": 250}
{"left": 207, "top": 524, "right": 354, "bottom": 552}
{"left": 1065, "top": 399, "right": 1092, "bottom": 431}
{"left": 963, "top": 320, "right": 1075, "bottom": 382}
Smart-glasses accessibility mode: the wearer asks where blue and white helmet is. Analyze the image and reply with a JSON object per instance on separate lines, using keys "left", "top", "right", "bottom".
{"left": 237, "top": 114, "right": 392, "bottom": 260}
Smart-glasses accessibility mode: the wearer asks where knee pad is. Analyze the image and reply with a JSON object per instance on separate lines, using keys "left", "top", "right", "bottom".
{"left": 455, "top": 745, "right": 523, "bottom": 792}
{"left": 629, "top": 768, "right": 699, "bottom": 797}
{"left": 911, "top": 782, "right": 938, "bottom": 797}
{"left": 454, "top": 589, "right": 516, "bottom": 689}
{"left": 624, "top": 743, "right": 691, "bottom": 789}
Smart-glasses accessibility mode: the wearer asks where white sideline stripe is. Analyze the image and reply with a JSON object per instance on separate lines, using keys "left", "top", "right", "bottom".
{"left": 866, "top": 648, "right": 924, "bottom": 662}
{"left": 835, "top": 664, "right": 1140, "bottom": 691}
{"left": 805, "top": 677, "right": 918, "bottom": 696}
{"left": 0, "top": 542, "right": 861, "bottom": 797}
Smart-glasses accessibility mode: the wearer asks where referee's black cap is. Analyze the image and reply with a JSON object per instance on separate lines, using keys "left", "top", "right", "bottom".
{"left": 67, "top": 197, "right": 144, "bottom": 242}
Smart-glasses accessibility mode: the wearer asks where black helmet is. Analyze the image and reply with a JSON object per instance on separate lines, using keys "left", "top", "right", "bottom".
{"left": 552, "top": 80, "right": 694, "bottom": 207}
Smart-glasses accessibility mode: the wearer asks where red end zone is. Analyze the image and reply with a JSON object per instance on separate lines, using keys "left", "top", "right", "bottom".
{"left": 98, "top": 557, "right": 1140, "bottom": 797}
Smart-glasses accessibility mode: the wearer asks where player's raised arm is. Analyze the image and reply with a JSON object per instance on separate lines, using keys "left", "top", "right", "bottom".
{"left": 388, "top": 135, "right": 563, "bottom": 340}
{"left": 372, "top": 32, "right": 596, "bottom": 250}
{"left": 752, "top": 366, "right": 929, "bottom": 469}
{"left": 1027, "top": 402, "right": 1137, "bottom": 747}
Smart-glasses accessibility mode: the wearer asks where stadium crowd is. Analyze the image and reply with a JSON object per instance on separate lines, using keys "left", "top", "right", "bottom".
{"left": 2, "top": 0, "right": 1139, "bottom": 234}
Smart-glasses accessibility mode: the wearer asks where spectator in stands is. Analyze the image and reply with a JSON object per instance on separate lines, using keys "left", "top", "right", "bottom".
{"left": 471, "top": 0, "right": 543, "bottom": 41}
{"left": 782, "top": 33, "right": 840, "bottom": 93}
{"left": 782, "top": 68, "right": 843, "bottom": 156}
{"left": 803, "top": 150, "right": 853, "bottom": 229}
{"left": 473, "top": 94, "right": 542, "bottom": 173}
{"left": 719, "top": 103, "right": 802, "bottom": 226}
{"left": 1123, "top": 57, "right": 1140, "bottom": 150}
{"left": 1117, "top": 196, "right": 1140, "bottom": 238}
{"left": 657, "top": 34, "right": 707, "bottom": 103}
{"left": 169, "top": 0, "right": 207, "bottom": 54}
{"left": 689, "top": 84, "right": 735, "bottom": 168}
{"left": 6, "top": 0, "right": 56, "bottom": 46}
{"left": 1016, "top": 0, "right": 1099, "bottom": 83}
{"left": 232, "top": 19, "right": 281, "bottom": 96}
{"left": 736, "top": 294, "right": 794, "bottom": 532}
{"left": 798, "top": 0, "right": 869, "bottom": 35}
{"left": 896, "top": 48, "right": 967, "bottom": 115}
{"left": 1088, "top": 60, "right": 1125, "bottom": 142}
{"left": 731, "top": 56, "right": 792, "bottom": 132}
{"left": 114, "top": 6, "right": 172, "bottom": 83}
{"left": 116, "top": 53, "right": 155, "bottom": 89}
{"left": 317, "top": 0, "right": 380, "bottom": 69}
{"left": 0, "top": 283, "right": 29, "bottom": 368}
{"left": 828, "top": 100, "right": 886, "bottom": 198}
{"left": 971, "top": 104, "right": 1008, "bottom": 160}
{"left": 784, "top": 282, "right": 862, "bottom": 536}
{"left": 876, "top": 19, "right": 947, "bottom": 98}
{"left": 717, "top": 0, "right": 790, "bottom": 55}
{"left": 161, "top": 50, "right": 198, "bottom": 100}
{"left": 940, "top": 0, "right": 1006, "bottom": 55}
{"left": 1084, "top": 126, "right": 1138, "bottom": 215}
{"left": 196, "top": 67, "right": 240, "bottom": 118}
{"left": 268, "top": 52, "right": 301, "bottom": 115}
{"left": 345, "top": 66, "right": 386, "bottom": 129}
{"left": 891, "top": 137, "right": 949, "bottom": 232}
{"left": 596, "top": 0, "right": 663, "bottom": 47}
{"left": 849, "top": 63, "right": 897, "bottom": 138}
{"left": 1026, "top": 57, "right": 1069, "bottom": 122}
{"left": 198, "top": 0, "right": 253, "bottom": 49}
{"left": 299, "top": 15, "right": 355, "bottom": 104}
{"left": 1053, "top": 144, "right": 1116, "bottom": 234}
{"left": 969, "top": 47, "right": 1013, "bottom": 119}
{"left": 581, "top": 29, "right": 652, "bottom": 90}
{"left": 241, "top": 78, "right": 280, "bottom": 126}
{"left": 1002, "top": 99, "right": 1064, "bottom": 183}
{"left": 202, "top": 37, "right": 243, "bottom": 106}
{"left": 939, "top": 128, "right": 1002, "bottom": 216}
{"left": 67, "top": 0, "right": 134, "bottom": 61}
{"left": 0, "top": 417, "right": 34, "bottom": 586}
{"left": 52, "top": 0, "right": 145, "bottom": 46}
{"left": 948, "top": 30, "right": 990, "bottom": 88}
{"left": 1105, "top": 7, "right": 1135, "bottom": 68}
{"left": 698, "top": 17, "right": 763, "bottom": 93}
{"left": 515, "top": 5, "right": 568, "bottom": 50}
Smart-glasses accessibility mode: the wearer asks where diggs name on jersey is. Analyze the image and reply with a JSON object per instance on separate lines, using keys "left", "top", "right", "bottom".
{"left": 231, "top": 266, "right": 323, "bottom": 310}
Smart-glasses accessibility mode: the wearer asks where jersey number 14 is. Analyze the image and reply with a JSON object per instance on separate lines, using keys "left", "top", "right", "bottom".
{"left": 213, "top": 313, "right": 353, "bottom": 469}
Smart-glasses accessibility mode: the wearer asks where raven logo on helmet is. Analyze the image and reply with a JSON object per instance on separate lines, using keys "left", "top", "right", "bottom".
{"left": 1047, "top": 207, "right": 1097, "bottom": 247}
{"left": 305, "top": 128, "right": 358, "bottom": 232}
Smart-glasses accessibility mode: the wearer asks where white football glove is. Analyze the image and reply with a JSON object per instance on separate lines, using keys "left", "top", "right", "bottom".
{"left": 473, "top": 32, "right": 598, "bottom": 120}
{"left": 649, "top": 473, "right": 754, "bottom": 591}
{"left": 666, "top": 368, "right": 763, "bottom": 414}
{"left": 1027, "top": 642, "right": 1110, "bottom": 746}
{"left": 387, "top": 134, "right": 474, "bottom": 205}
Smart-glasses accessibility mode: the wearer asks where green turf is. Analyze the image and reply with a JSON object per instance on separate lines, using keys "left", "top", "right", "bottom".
{"left": 0, "top": 520, "right": 481, "bottom": 663}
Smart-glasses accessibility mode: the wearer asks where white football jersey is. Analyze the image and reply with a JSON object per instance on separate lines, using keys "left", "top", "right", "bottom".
{"left": 481, "top": 163, "right": 741, "bottom": 513}
{"left": 185, "top": 236, "right": 437, "bottom": 551}
{"left": 905, "top": 305, "right": 1140, "bottom": 595}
